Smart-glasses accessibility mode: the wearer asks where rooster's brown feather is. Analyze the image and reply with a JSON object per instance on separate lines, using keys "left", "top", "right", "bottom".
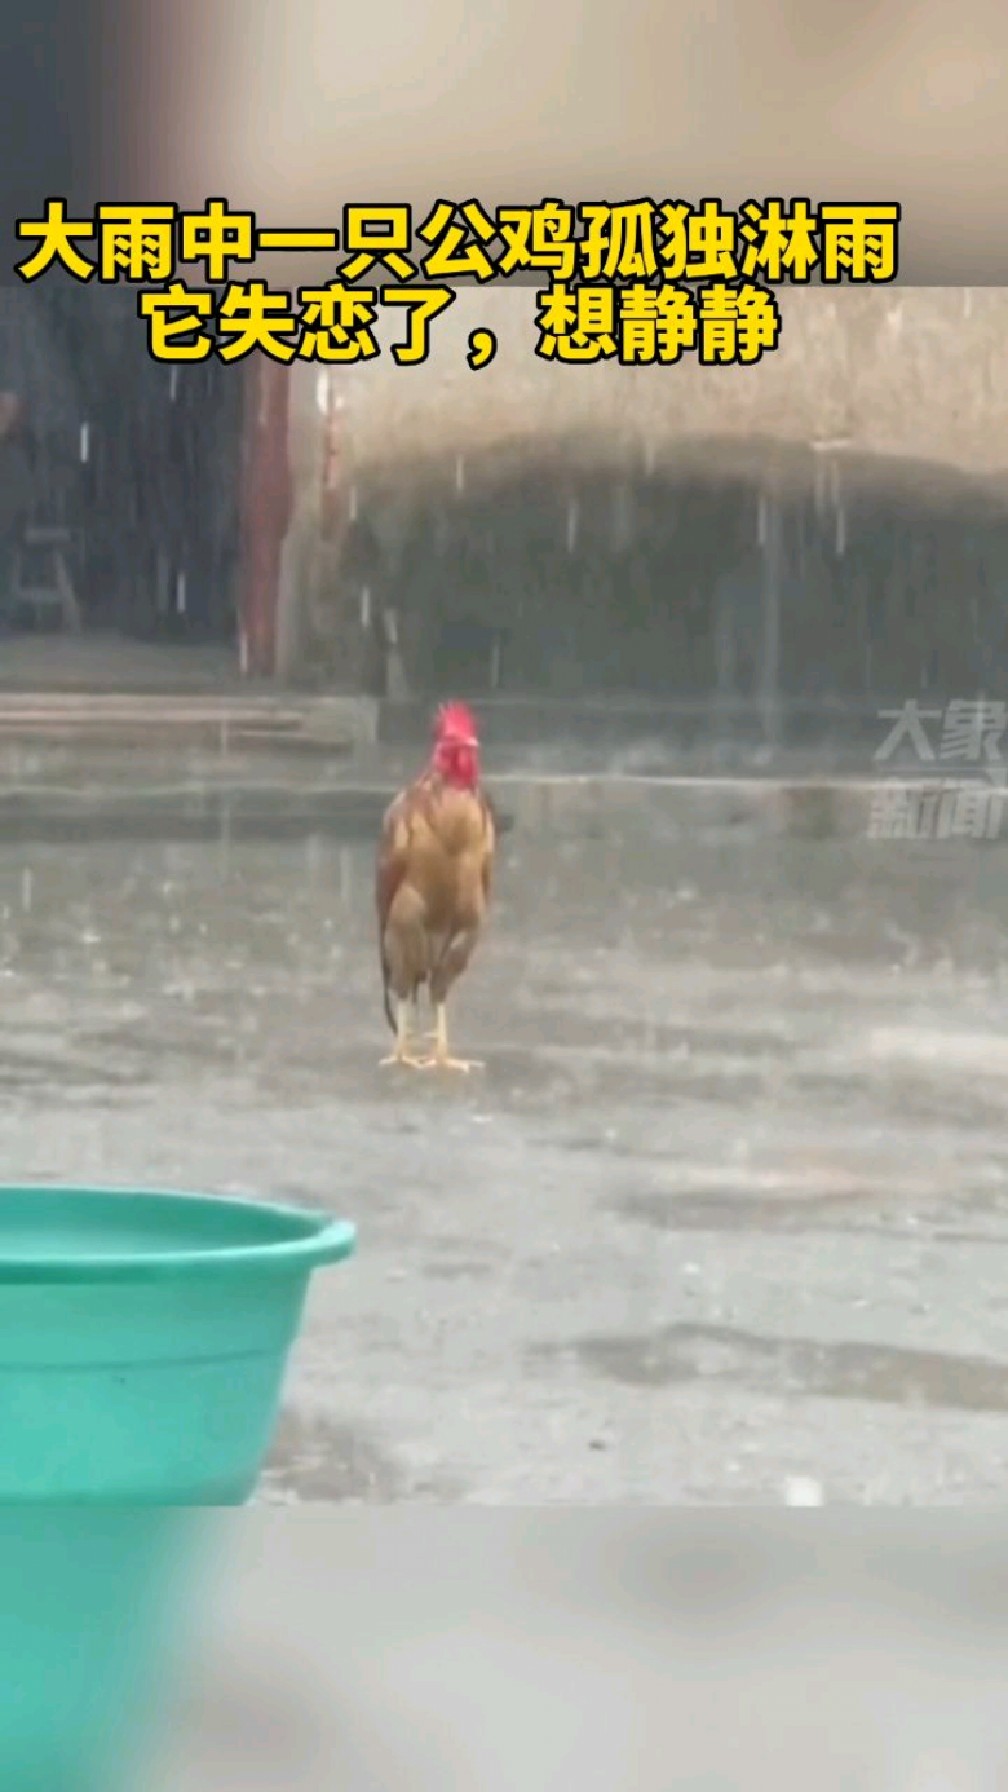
{"left": 375, "top": 770, "right": 495, "bottom": 1032}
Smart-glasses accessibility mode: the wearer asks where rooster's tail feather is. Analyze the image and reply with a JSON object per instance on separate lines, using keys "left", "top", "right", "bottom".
{"left": 379, "top": 922, "right": 396, "bottom": 1033}
{"left": 379, "top": 941, "right": 396, "bottom": 1033}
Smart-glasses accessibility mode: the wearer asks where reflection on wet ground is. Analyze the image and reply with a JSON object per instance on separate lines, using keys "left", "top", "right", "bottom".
{"left": 544, "top": 1325, "right": 1008, "bottom": 1412}
{"left": 2, "top": 823, "right": 1008, "bottom": 1501}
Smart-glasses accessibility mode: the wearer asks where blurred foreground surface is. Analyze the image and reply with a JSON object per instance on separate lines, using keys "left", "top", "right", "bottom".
{"left": 151, "top": 1515, "right": 1008, "bottom": 1791}
{"left": 3, "top": 799, "right": 1008, "bottom": 1505}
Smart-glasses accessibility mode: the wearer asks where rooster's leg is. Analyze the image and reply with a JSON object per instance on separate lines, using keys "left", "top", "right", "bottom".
{"left": 406, "top": 987, "right": 437, "bottom": 1040}
{"left": 416, "top": 1001, "right": 484, "bottom": 1073}
{"left": 379, "top": 999, "right": 428, "bottom": 1070}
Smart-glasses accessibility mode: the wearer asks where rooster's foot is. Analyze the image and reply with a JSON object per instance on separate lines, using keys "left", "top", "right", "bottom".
{"left": 379, "top": 1048, "right": 429, "bottom": 1070}
{"left": 415, "top": 1052, "right": 484, "bottom": 1074}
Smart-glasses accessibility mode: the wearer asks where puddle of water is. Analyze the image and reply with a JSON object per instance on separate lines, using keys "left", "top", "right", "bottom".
{"left": 543, "top": 1323, "right": 1008, "bottom": 1414}
{"left": 263, "top": 1413, "right": 409, "bottom": 1502}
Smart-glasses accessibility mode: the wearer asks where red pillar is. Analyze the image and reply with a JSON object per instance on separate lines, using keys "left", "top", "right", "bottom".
{"left": 236, "top": 361, "right": 292, "bottom": 678}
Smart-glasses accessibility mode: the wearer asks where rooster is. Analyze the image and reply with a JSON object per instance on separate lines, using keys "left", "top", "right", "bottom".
{"left": 376, "top": 700, "right": 495, "bottom": 1073}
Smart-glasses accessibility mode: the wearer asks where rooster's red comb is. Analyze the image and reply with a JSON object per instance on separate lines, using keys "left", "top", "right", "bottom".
{"left": 434, "top": 700, "right": 479, "bottom": 742}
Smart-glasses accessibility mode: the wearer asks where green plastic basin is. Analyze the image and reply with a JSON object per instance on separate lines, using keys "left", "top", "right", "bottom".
{"left": 0, "top": 1187, "right": 355, "bottom": 1787}
{"left": 0, "top": 1185, "right": 356, "bottom": 1503}
{"left": 3, "top": 1508, "right": 211, "bottom": 1791}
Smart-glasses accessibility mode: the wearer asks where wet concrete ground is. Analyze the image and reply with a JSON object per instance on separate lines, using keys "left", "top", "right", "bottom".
{"left": 1, "top": 812, "right": 1008, "bottom": 1502}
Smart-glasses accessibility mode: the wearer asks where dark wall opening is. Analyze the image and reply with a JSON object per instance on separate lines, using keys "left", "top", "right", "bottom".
{"left": 0, "top": 285, "right": 243, "bottom": 647}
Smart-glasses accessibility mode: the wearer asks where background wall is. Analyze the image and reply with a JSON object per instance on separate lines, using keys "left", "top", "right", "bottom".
{"left": 288, "top": 287, "right": 1008, "bottom": 705}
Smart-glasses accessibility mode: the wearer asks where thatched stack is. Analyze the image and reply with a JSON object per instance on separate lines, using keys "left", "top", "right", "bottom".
{"left": 289, "top": 286, "right": 1008, "bottom": 511}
